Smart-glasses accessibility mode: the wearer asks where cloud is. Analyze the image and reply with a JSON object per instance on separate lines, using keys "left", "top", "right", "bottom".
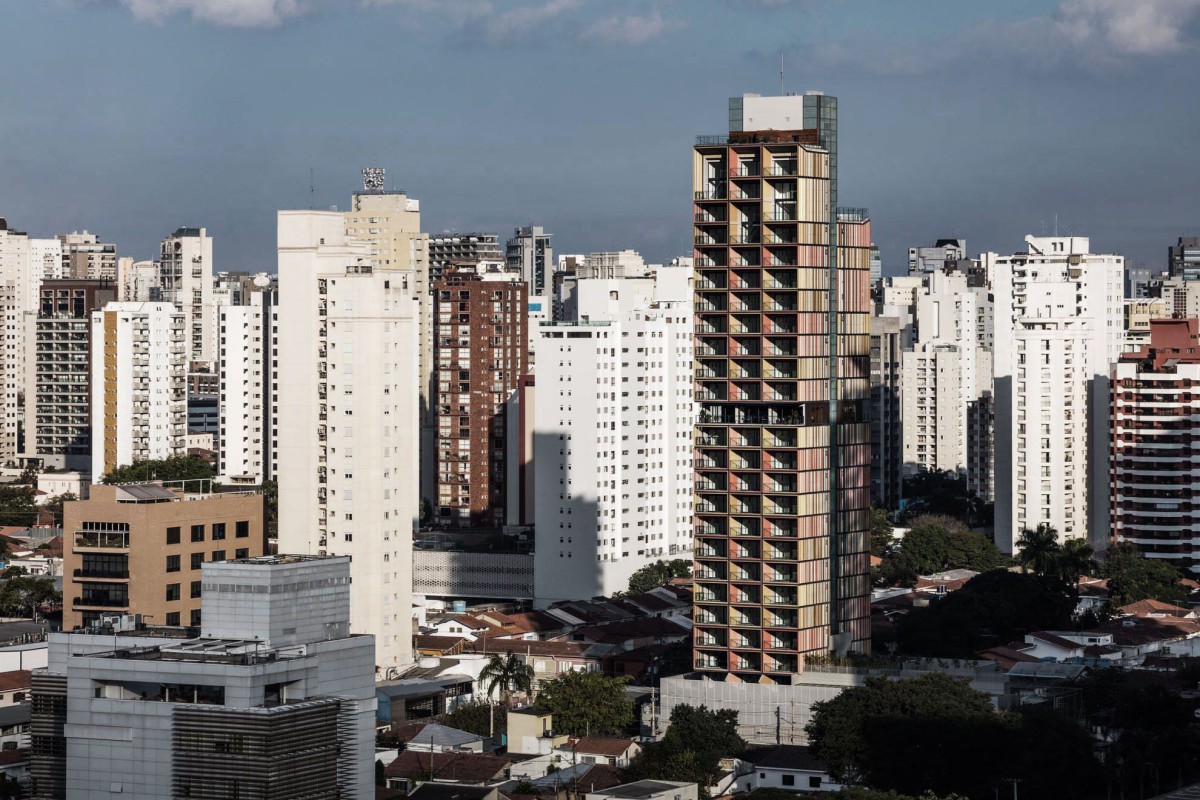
{"left": 1054, "top": 0, "right": 1200, "bottom": 56}
{"left": 111, "top": 0, "right": 307, "bottom": 27}
{"left": 581, "top": 9, "right": 674, "bottom": 45}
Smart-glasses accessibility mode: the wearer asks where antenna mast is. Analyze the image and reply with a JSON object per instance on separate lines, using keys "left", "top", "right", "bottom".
{"left": 780, "top": 50, "right": 785, "bottom": 95}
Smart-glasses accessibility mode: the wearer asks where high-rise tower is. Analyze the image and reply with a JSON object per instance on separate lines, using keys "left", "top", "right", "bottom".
{"left": 692, "top": 93, "right": 872, "bottom": 678}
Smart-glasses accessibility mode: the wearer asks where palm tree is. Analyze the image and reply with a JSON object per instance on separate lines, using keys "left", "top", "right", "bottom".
{"left": 1016, "top": 523, "right": 1063, "bottom": 577}
{"left": 479, "top": 652, "right": 534, "bottom": 705}
{"left": 1057, "top": 538, "right": 1097, "bottom": 591}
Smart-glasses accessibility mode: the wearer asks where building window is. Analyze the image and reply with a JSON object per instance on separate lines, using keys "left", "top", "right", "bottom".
{"left": 191, "top": 553, "right": 204, "bottom": 570}
{"left": 808, "top": 777, "right": 821, "bottom": 789}
{"left": 190, "top": 609, "right": 202, "bottom": 626}
{"left": 190, "top": 524, "right": 205, "bottom": 542}
{"left": 166, "top": 584, "right": 181, "bottom": 602}
{"left": 212, "top": 550, "right": 226, "bottom": 561}
{"left": 190, "top": 581, "right": 202, "bottom": 599}
{"left": 236, "top": 520, "right": 250, "bottom": 538}
{"left": 235, "top": 548, "right": 249, "bottom": 559}
{"left": 166, "top": 612, "right": 180, "bottom": 626}
{"left": 212, "top": 523, "right": 226, "bottom": 540}
{"left": 166, "top": 526, "right": 181, "bottom": 545}
{"left": 781, "top": 775, "right": 794, "bottom": 787}
{"left": 166, "top": 555, "right": 180, "bottom": 573}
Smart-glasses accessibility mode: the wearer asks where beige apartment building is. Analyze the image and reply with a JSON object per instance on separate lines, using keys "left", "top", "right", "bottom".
{"left": 63, "top": 482, "right": 265, "bottom": 630}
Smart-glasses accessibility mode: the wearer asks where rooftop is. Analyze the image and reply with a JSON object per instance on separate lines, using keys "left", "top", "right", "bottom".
{"left": 91, "top": 637, "right": 306, "bottom": 666}
{"left": 587, "top": 780, "right": 695, "bottom": 799}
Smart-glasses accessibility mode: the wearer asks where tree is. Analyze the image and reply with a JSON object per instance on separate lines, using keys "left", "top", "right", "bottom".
{"left": 0, "top": 484, "right": 38, "bottom": 527}
{"left": 900, "top": 470, "right": 984, "bottom": 526}
{"left": 1104, "top": 545, "right": 1187, "bottom": 606}
{"left": 1015, "top": 524, "right": 1062, "bottom": 576}
{"left": 260, "top": 479, "right": 278, "bottom": 539}
{"left": 629, "top": 705, "right": 744, "bottom": 793}
{"left": 535, "top": 671, "right": 632, "bottom": 737}
{"left": 101, "top": 455, "right": 215, "bottom": 485}
{"left": 443, "top": 700, "right": 506, "bottom": 737}
{"left": 0, "top": 575, "right": 60, "bottom": 618}
{"left": 897, "top": 570, "right": 1074, "bottom": 657}
{"left": 876, "top": 516, "right": 1005, "bottom": 585}
{"left": 478, "top": 653, "right": 534, "bottom": 704}
{"left": 806, "top": 673, "right": 997, "bottom": 787}
{"left": 628, "top": 559, "right": 692, "bottom": 594}
{"left": 1056, "top": 538, "right": 1097, "bottom": 590}
{"left": 893, "top": 525, "right": 950, "bottom": 576}
{"left": 869, "top": 508, "right": 894, "bottom": 557}
{"left": 42, "top": 492, "right": 77, "bottom": 527}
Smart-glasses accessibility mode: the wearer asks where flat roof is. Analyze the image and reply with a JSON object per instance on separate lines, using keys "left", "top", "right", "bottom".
{"left": 589, "top": 781, "right": 694, "bottom": 799}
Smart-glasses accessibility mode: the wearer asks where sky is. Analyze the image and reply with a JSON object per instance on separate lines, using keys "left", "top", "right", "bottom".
{"left": 1, "top": 0, "right": 1198, "bottom": 274}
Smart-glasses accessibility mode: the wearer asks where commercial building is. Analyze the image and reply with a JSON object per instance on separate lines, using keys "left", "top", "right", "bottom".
{"left": 276, "top": 209, "right": 419, "bottom": 671}
{"left": 345, "top": 169, "right": 434, "bottom": 507}
{"left": 1168, "top": 236, "right": 1200, "bottom": 281}
{"left": 217, "top": 289, "right": 277, "bottom": 483}
{"left": 89, "top": 302, "right": 188, "bottom": 480}
{"left": 532, "top": 268, "right": 694, "bottom": 603}
{"left": 429, "top": 232, "right": 503, "bottom": 282}
{"left": 62, "top": 481, "right": 265, "bottom": 629}
{"left": 433, "top": 264, "right": 527, "bottom": 528}
{"left": 908, "top": 238, "right": 967, "bottom": 275}
{"left": 507, "top": 226, "right": 554, "bottom": 299}
{"left": 31, "top": 554, "right": 375, "bottom": 799}
{"left": 25, "top": 279, "right": 117, "bottom": 471}
{"left": 691, "top": 93, "right": 872, "bottom": 677}
{"left": 156, "top": 227, "right": 214, "bottom": 368}
{"left": 1111, "top": 319, "right": 1200, "bottom": 573}
{"left": 988, "top": 236, "right": 1124, "bottom": 552}
{"left": 56, "top": 231, "right": 116, "bottom": 281}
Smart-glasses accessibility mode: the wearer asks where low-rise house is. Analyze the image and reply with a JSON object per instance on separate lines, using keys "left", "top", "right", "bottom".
{"left": 463, "top": 640, "right": 604, "bottom": 687}
{"left": 407, "top": 723, "right": 488, "bottom": 753}
{"left": 408, "top": 784, "right": 502, "bottom": 800}
{"left": 0, "top": 672, "right": 30, "bottom": 708}
{"left": 376, "top": 677, "right": 475, "bottom": 727}
{"left": 508, "top": 707, "right": 568, "bottom": 756}
{"left": 499, "top": 762, "right": 625, "bottom": 799}
{"left": 729, "top": 745, "right": 841, "bottom": 794}
{"left": 384, "top": 750, "right": 513, "bottom": 793}
{"left": 585, "top": 780, "right": 697, "bottom": 800}
{"left": 555, "top": 737, "right": 641, "bottom": 768}
{"left": 0, "top": 704, "right": 29, "bottom": 751}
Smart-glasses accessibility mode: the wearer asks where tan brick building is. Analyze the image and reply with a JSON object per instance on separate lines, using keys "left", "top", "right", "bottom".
{"left": 63, "top": 482, "right": 265, "bottom": 629}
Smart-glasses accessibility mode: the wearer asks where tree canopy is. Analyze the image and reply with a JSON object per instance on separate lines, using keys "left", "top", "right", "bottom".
{"left": 101, "top": 455, "right": 215, "bottom": 485}
{"left": 874, "top": 515, "right": 1006, "bottom": 587}
{"left": 535, "top": 671, "right": 632, "bottom": 737}
{"left": 479, "top": 653, "right": 534, "bottom": 703}
{"left": 869, "top": 508, "right": 894, "bottom": 558}
{"left": 1103, "top": 543, "right": 1187, "bottom": 607}
{"left": 897, "top": 570, "right": 1074, "bottom": 657}
{"left": 900, "top": 470, "right": 988, "bottom": 527}
{"left": 628, "top": 559, "right": 692, "bottom": 594}
{"left": 629, "top": 705, "right": 744, "bottom": 793}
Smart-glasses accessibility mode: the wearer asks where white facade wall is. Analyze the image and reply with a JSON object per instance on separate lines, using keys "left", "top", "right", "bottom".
{"left": 118, "top": 258, "right": 158, "bottom": 302}
{"left": 276, "top": 210, "right": 419, "bottom": 673}
{"left": 218, "top": 294, "right": 276, "bottom": 482}
{"left": 989, "top": 236, "right": 1124, "bottom": 552}
{"left": 0, "top": 228, "right": 50, "bottom": 464}
{"left": 157, "top": 228, "right": 214, "bottom": 367}
{"left": 88, "top": 302, "right": 188, "bottom": 479}
{"left": 533, "top": 273, "right": 694, "bottom": 604}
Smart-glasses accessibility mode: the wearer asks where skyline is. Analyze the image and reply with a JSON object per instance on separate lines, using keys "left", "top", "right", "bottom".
{"left": 2, "top": 0, "right": 1199, "bottom": 272}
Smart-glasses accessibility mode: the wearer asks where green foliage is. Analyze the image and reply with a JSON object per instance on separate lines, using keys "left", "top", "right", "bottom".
{"left": 1057, "top": 538, "right": 1097, "bottom": 588}
{"left": 897, "top": 570, "right": 1074, "bottom": 657}
{"left": 442, "top": 700, "right": 505, "bottom": 737}
{"left": 102, "top": 455, "right": 215, "bottom": 485}
{"left": 900, "top": 470, "right": 987, "bottom": 527}
{"left": 629, "top": 705, "right": 744, "bottom": 793}
{"left": 628, "top": 559, "right": 692, "bottom": 594}
{"left": 479, "top": 653, "right": 534, "bottom": 702}
{"left": 260, "top": 480, "right": 278, "bottom": 539}
{"left": 807, "top": 674, "right": 1100, "bottom": 799}
{"left": 818, "top": 791, "right": 966, "bottom": 800}
{"left": 1015, "top": 524, "right": 1062, "bottom": 577}
{"left": 1103, "top": 544, "right": 1187, "bottom": 606}
{"left": 0, "top": 574, "right": 60, "bottom": 617}
{"left": 375, "top": 759, "right": 385, "bottom": 787}
{"left": 535, "top": 671, "right": 632, "bottom": 737}
{"left": 654, "top": 640, "right": 693, "bottom": 680}
{"left": 42, "top": 492, "right": 77, "bottom": 527}
{"left": 874, "top": 515, "right": 1005, "bottom": 587}
{"left": 0, "top": 484, "right": 38, "bottom": 527}
{"left": 869, "top": 507, "right": 894, "bottom": 557}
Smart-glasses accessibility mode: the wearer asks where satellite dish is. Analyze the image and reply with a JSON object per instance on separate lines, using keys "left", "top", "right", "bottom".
{"left": 252, "top": 274, "right": 271, "bottom": 288}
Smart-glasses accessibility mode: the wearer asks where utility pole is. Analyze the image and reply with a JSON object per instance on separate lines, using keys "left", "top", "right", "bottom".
{"left": 775, "top": 706, "right": 781, "bottom": 745}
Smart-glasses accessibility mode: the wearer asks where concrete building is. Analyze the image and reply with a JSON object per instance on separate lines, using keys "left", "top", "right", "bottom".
{"left": 429, "top": 232, "right": 503, "bottom": 282}
{"left": 89, "top": 302, "right": 188, "bottom": 480}
{"left": 217, "top": 289, "right": 277, "bottom": 483}
{"left": 1111, "top": 319, "right": 1200, "bottom": 573}
{"left": 908, "top": 238, "right": 967, "bottom": 276}
{"left": 1124, "top": 297, "right": 1168, "bottom": 351}
{"left": 1148, "top": 276, "right": 1200, "bottom": 320}
{"left": 691, "top": 92, "right": 873, "bottom": 677}
{"left": 1168, "top": 236, "right": 1200, "bottom": 281}
{"left": 533, "top": 270, "right": 694, "bottom": 603}
{"left": 25, "top": 279, "right": 117, "bottom": 471}
{"left": 30, "top": 554, "right": 375, "bottom": 799}
{"left": 869, "top": 314, "right": 904, "bottom": 509}
{"left": 900, "top": 268, "right": 994, "bottom": 501}
{"left": 987, "top": 236, "right": 1125, "bottom": 552}
{"left": 56, "top": 231, "right": 116, "bottom": 281}
{"left": 276, "top": 210, "right": 419, "bottom": 672}
{"left": 156, "top": 227, "right": 214, "bottom": 368}
{"left": 345, "top": 169, "right": 434, "bottom": 509}
{"left": 433, "top": 264, "right": 528, "bottom": 528}
{"left": 117, "top": 258, "right": 158, "bottom": 302}
{"left": 62, "top": 481, "right": 265, "bottom": 629}
{"left": 507, "top": 226, "right": 554, "bottom": 300}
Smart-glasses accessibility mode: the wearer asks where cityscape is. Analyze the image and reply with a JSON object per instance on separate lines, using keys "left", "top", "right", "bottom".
{"left": 2, "top": 1, "right": 1200, "bottom": 799}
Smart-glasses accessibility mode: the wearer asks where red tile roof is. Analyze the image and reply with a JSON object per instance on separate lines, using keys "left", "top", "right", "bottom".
{"left": 1118, "top": 599, "right": 1195, "bottom": 618}
{"left": 567, "top": 737, "right": 638, "bottom": 758}
{"left": 0, "top": 671, "right": 31, "bottom": 692}
{"left": 385, "top": 750, "right": 512, "bottom": 784}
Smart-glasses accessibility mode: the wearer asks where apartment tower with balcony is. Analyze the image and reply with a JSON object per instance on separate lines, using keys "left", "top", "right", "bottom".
{"left": 157, "top": 228, "right": 214, "bottom": 368}
{"left": 692, "top": 93, "right": 872, "bottom": 679}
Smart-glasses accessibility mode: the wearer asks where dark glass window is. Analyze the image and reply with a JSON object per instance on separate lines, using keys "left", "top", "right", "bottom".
{"left": 191, "top": 553, "right": 204, "bottom": 570}
{"left": 166, "top": 584, "right": 181, "bottom": 602}
{"left": 190, "top": 525, "right": 205, "bottom": 542}
{"left": 190, "top": 581, "right": 202, "bottom": 599}
{"left": 212, "top": 523, "right": 226, "bottom": 541}
{"left": 235, "top": 521, "right": 250, "bottom": 538}
{"left": 166, "top": 526, "right": 181, "bottom": 545}
{"left": 166, "top": 555, "right": 180, "bottom": 573}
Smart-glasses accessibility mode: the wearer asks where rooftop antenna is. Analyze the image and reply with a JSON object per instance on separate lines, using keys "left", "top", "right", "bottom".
{"left": 780, "top": 50, "right": 785, "bottom": 95}
{"left": 1054, "top": 213, "right": 1059, "bottom": 237}
{"left": 309, "top": 168, "right": 315, "bottom": 210}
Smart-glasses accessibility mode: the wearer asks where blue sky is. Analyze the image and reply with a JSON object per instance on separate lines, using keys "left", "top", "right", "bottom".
{"left": 1, "top": 0, "right": 1198, "bottom": 273}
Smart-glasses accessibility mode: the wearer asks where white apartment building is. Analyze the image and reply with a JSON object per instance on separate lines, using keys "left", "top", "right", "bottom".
{"left": 276, "top": 210, "right": 419, "bottom": 672}
{"left": 900, "top": 268, "right": 994, "bottom": 501}
{"left": 89, "top": 302, "right": 188, "bottom": 479}
{"left": 118, "top": 258, "right": 158, "bottom": 302}
{"left": 532, "top": 270, "right": 694, "bottom": 604}
{"left": 988, "top": 236, "right": 1124, "bottom": 552}
{"left": 57, "top": 230, "right": 116, "bottom": 280}
{"left": 343, "top": 173, "right": 433, "bottom": 506}
{"left": 157, "top": 227, "right": 214, "bottom": 367}
{"left": 218, "top": 291, "right": 277, "bottom": 483}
